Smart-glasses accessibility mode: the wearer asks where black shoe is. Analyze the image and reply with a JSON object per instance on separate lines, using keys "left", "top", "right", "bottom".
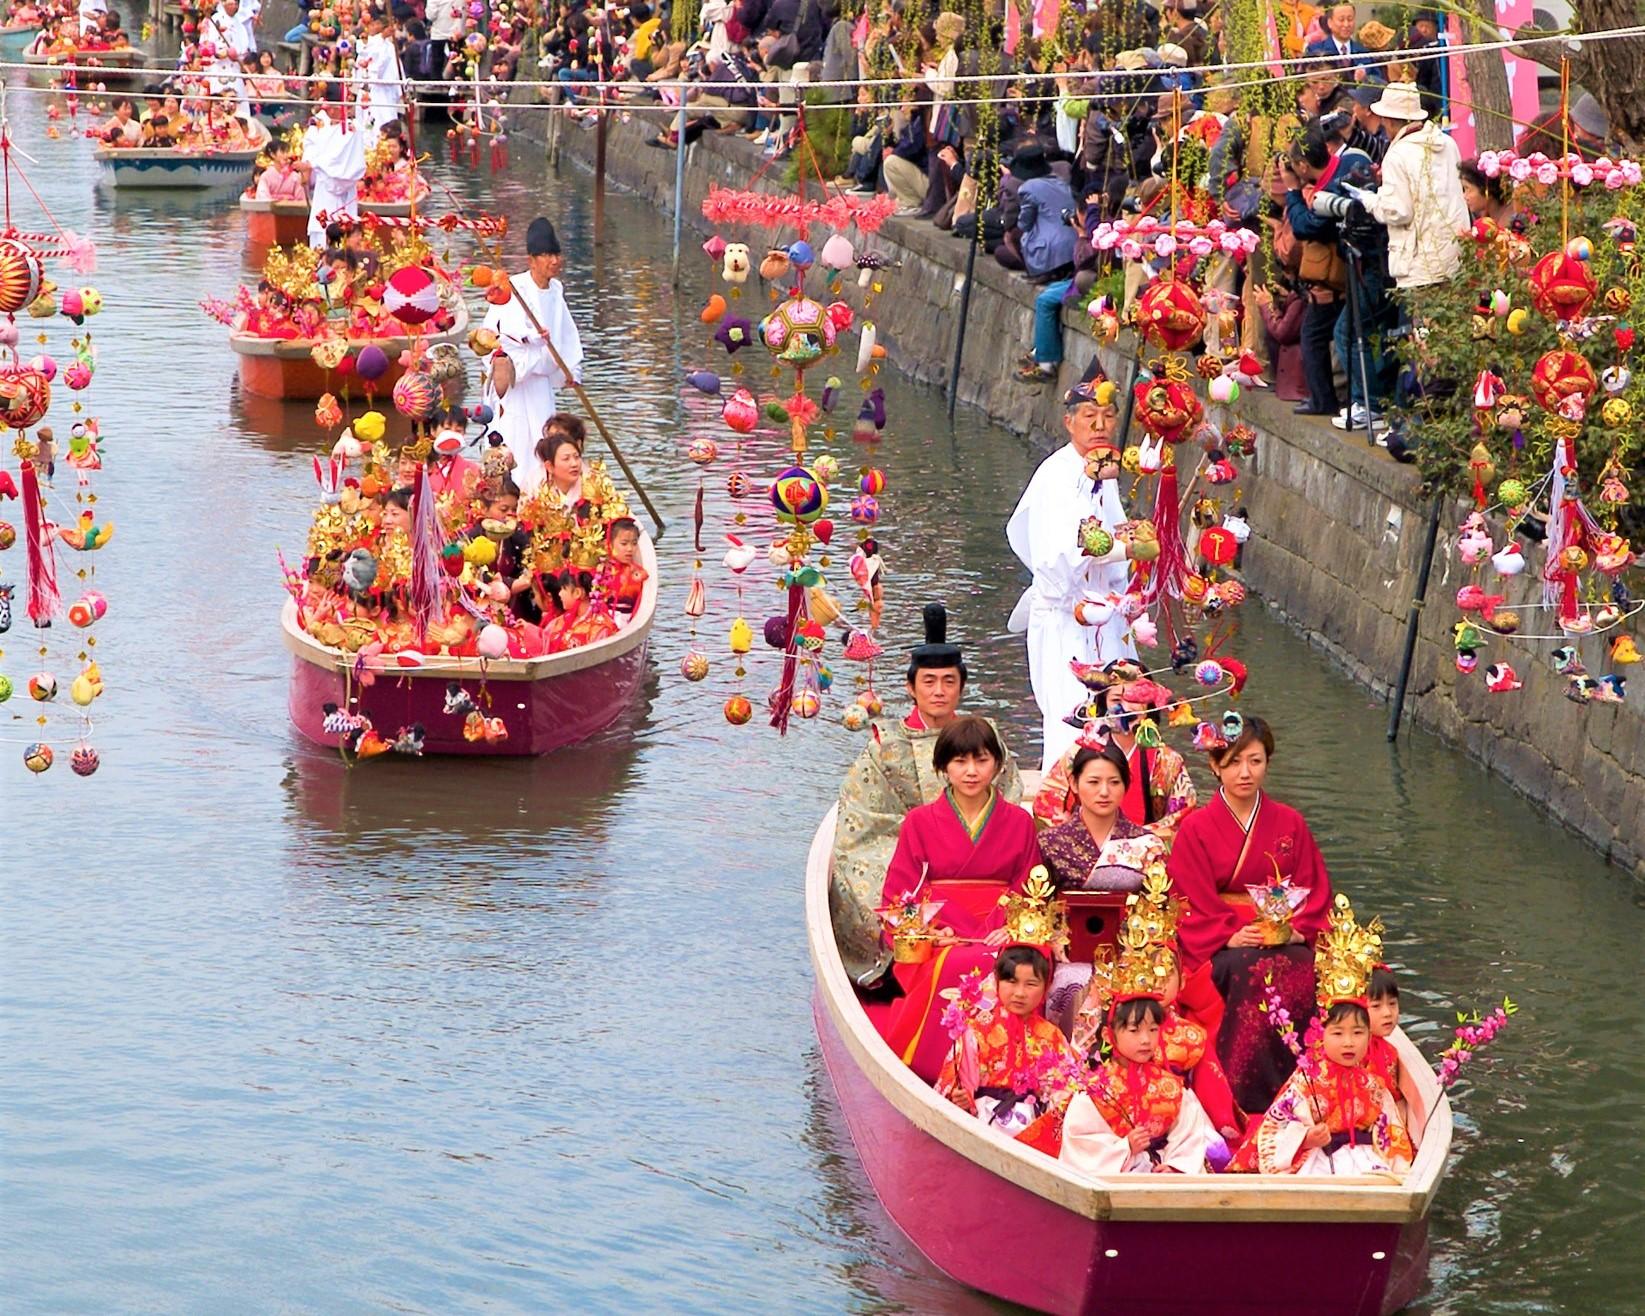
{"left": 1293, "top": 404, "right": 1332, "bottom": 416}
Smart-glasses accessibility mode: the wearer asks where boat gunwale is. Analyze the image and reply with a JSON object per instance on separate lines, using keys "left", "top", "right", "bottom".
{"left": 94, "top": 120, "right": 271, "bottom": 166}
{"left": 23, "top": 45, "right": 145, "bottom": 65}
{"left": 805, "top": 789, "right": 1453, "bottom": 1225}
{"left": 239, "top": 195, "right": 311, "bottom": 217}
{"left": 280, "top": 531, "right": 658, "bottom": 683}
{"left": 229, "top": 297, "right": 470, "bottom": 359}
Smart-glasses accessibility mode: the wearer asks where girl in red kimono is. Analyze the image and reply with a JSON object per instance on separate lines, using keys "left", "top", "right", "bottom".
{"left": 1366, "top": 965, "right": 1407, "bottom": 1116}
{"left": 878, "top": 716, "right": 1043, "bottom": 1083}
{"left": 605, "top": 517, "right": 648, "bottom": 615}
{"left": 1166, "top": 717, "right": 1334, "bottom": 1114}
{"left": 936, "top": 944, "right": 1080, "bottom": 1153}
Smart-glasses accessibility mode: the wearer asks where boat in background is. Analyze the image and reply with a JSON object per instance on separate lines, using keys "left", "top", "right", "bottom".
{"left": 96, "top": 121, "right": 271, "bottom": 190}
{"left": 241, "top": 196, "right": 309, "bottom": 248}
{"left": 23, "top": 45, "right": 146, "bottom": 85}
{"left": 359, "top": 177, "right": 433, "bottom": 221}
{"left": 281, "top": 533, "right": 659, "bottom": 757}
{"left": 230, "top": 298, "right": 468, "bottom": 400}
{"left": 805, "top": 791, "right": 1452, "bottom": 1316}
{"left": 0, "top": 23, "right": 39, "bottom": 55}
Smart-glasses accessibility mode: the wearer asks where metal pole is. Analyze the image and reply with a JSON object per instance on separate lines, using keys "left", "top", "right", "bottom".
{"left": 671, "top": 100, "right": 687, "bottom": 286}
{"left": 1387, "top": 495, "right": 1443, "bottom": 742}
{"left": 947, "top": 222, "right": 980, "bottom": 419}
{"left": 594, "top": 107, "right": 607, "bottom": 246}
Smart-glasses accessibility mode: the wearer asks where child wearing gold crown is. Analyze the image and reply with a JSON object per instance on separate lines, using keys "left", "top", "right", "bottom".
{"left": 1233, "top": 896, "right": 1415, "bottom": 1177}
{"left": 1058, "top": 875, "right": 1223, "bottom": 1175}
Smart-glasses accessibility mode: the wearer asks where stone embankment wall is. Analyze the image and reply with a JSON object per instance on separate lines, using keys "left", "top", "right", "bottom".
{"left": 509, "top": 107, "right": 1642, "bottom": 885}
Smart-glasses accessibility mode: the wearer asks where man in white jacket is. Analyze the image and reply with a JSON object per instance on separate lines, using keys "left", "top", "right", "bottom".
{"left": 1356, "top": 81, "right": 1470, "bottom": 291}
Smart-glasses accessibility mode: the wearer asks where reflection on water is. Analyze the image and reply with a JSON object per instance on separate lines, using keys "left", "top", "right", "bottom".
{"left": 1, "top": 89, "right": 1641, "bottom": 1314}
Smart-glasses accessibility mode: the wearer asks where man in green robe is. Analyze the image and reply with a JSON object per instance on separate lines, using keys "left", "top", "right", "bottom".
{"left": 829, "top": 604, "right": 1024, "bottom": 987}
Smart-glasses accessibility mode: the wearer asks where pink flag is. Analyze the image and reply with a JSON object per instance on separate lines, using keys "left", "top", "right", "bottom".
{"left": 1031, "top": 0, "right": 1060, "bottom": 40}
{"left": 1004, "top": 0, "right": 1020, "bottom": 56}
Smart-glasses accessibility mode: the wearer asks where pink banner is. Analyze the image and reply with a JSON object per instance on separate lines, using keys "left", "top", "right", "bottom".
{"left": 1031, "top": 0, "right": 1060, "bottom": 40}
{"left": 1445, "top": 5, "right": 1542, "bottom": 159}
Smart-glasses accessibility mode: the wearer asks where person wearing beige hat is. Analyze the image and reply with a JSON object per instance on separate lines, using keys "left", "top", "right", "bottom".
{"left": 1354, "top": 80, "right": 1470, "bottom": 289}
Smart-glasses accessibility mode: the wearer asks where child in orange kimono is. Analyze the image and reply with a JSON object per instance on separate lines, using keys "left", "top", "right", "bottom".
{"left": 544, "top": 570, "right": 618, "bottom": 652}
{"left": 936, "top": 945, "right": 1080, "bottom": 1151}
{"left": 1234, "top": 998, "right": 1414, "bottom": 1177}
{"left": 606, "top": 517, "right": 648, "bottom": 615}
{"left": 1060, "top": 994, "right": 1221, "bottom": 1175}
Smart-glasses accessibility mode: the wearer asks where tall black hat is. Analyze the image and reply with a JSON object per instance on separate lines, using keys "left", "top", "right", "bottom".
{"left": 908, "top": 603, "right": 967, "bottom": 678}
{"left": 526, "top": 217, "right": 561, "bottom": 257}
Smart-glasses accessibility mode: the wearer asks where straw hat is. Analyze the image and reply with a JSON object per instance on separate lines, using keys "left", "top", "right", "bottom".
{"left": 1369, "top": 81, "right": 1428, "bottom": 120}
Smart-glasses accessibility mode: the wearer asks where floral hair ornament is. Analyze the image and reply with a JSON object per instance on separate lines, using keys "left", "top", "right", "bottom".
{"left": 1313, "top": 893, "right": 1385, "bottom": 1010}
{"left": 1074, "top": 720, "right": 1112, "bottom": 752}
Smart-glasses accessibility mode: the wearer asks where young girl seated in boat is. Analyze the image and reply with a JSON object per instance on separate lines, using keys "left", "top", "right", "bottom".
{"left": 362, "top": 134, "right": 414, "bottom": 202}
{"left": 936, "top": 943, "right": 1080, "bottom": 1152}
{"left": 1366, "top": 964, "right": 1406, "bottom": 1118}
{"left": 1234, "top": 896, "right": 1414, "bottom": 1178}
{"left": 606, "top": 517, "right": 647, "bottom": 615}
{"left": 542, "top": 569, "right": 617, "bottom": 654}
{"left": 253, "top": 139, "right": 308, "bottom": 202}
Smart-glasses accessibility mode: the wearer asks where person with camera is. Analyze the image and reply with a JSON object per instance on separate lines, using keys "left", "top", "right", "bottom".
{"left": 1277, "top": 122, "right": 1376, "bottom": 421}
{"left": 1354, "top": 81, "right": 1470, "bottom": 293}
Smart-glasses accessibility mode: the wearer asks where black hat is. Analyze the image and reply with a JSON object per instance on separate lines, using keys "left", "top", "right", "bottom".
{"left": 1007, "top": 141, "right": 1051, "bottom": 181}
{"left": 526, "top": 216, "right": 561, "bottom": 257}
{"left": 1063, "top": 356, "right": 1115, "bottom": 408}
{"left": 908, "top": 603, "right": 967, "bottom": 678}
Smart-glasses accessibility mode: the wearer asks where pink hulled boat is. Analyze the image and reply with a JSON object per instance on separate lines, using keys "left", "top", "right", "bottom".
{"left": 281, "top": 533, "right": 658, "bottom": 756}
{"left": 806, "top": 794, "right": 1452, "bottom": 1316}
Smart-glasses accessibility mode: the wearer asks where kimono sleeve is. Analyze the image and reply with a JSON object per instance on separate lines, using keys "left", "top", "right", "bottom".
{"left": 879, "top": 806, "right": 930, "bottom": 910}
{"left": 1160, "top": 1090, "right": 1218, "bottom": 1174}
{"left": 935, "top": 1028, "right": 979, "bottom": 1115}
{"left": 1286, "top": 813, "right": 1334, "bottom": 944}
{"left": 1147, "top": 747, "right": 1197, "bottom": 848}
{"left": 829, "top": 741, "right": 908, "bottom": 983}
{"left": 1059, "top": 1091, "right": 1135, "bottom": 1177}
{"left": 1252, "top": 1075, "right": 1312, "bottom": 1174}
{"left": 1166, "top": 817, "right": 1239, "bottom": 969}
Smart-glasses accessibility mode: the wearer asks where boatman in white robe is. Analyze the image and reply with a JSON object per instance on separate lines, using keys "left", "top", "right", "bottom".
{"left": 301, "top": 105, "right": 368, "bottom": 247}
{"left": 356, "top": 8, "right": 406, "bottom": 138}
{"left": 1006, "top": 363, "right": 1137, "bottom": 771}
{"left": 482, "top": 216, "right": 585, "bottom": 485}
{"left": 203, "top": 0, "right": 255, "bottom": 114}
{"left": 77, "top": 0, "right": 107, "bottom": 35}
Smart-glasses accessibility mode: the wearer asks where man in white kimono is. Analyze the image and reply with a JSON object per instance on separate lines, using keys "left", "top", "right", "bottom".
{"left": 77, "top": 0, "right": 107, "bottom": 35}
{"left": 1007, "top": 365, "right": 1136, "bottom": 770}
{"left": 301, "top": 106, "right": 367, "bottom": 247}
{"left": 482, "top": 216, "right": 585, "bottom": 481}
{"left": 203, "top": 0, "right": 255, "bottom": 112}
{"left": 356, "top": 9, "right": 406, "bottom": 136}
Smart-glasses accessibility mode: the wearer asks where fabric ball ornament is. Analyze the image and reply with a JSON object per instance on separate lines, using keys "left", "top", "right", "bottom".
{"left": 0, "top": 237, "right": 45, "bottom": 316}
{"left": 722, "top": 388, "right": 760, "bottom": 434}
{"left": 724, "top": 694, "right": 753, "bottom": 725}
{"left": 763, "top": 615, "right": 792, "bottom": 649}
{"left": 27, "top": 353, "right": 54, "bottom": 381}
{"left": 842, "top": 703, "right": 869, "bottom": 730}
{"left": 1528, "top": 251, "right": 1597, "bottom": 322}
{"left": 762, "top": 296, "right": 836, "bottom": 365}
{"left": 1134, "top": 280, "right": 1208, "bottom": 352}
{"left": 67, "top": 591, "right": 106, "bottom": 628}
{"left": 28, "top": 672, "right": 55, "bottom": 701}
{"left": 850, "top": 495, "right": 880, "bottom": 524}
{"left": 1497, "top": 477, "right": 1529, "bottom": 508}
{"left": 680, "top": 649, "right": 710, "bottom": 681}
{"left": 1602, "top": 397, "right": 1631, "bottom": 426}
{"left": 1529, "top": 348, "right": 1598, "bottom": 413}
{"left": 793, "top": 689, "right": 821, "bottom": 718}
{"left": 859, "top": 468, "right": 886, "bottom": 495}
{"left": 1604, "top": 286, "right": 1632, "bottom": 315}
{"left": 356, "top": 345, "right": 390, "bottom": 382}
{"left": 687, "top": 437, "right": 719, "bottom": 464}
{"left": 70, "top": 746, "right": 100, "bottom": 776}
{"left": 384, "top": 265, "right": 442, "bottom": 326}
{"left": 726, "top": 471, "right": 751, "bottom": 499}
{"left": 23, "top": 742, "right": 51, "bottom": 773}
{"left": 0, "top": 365, "right": 51, "bottom": 429}
{"left": 1132, "top": 377, "right": 1205, "bottom": 444}
{"left": 392, "top": 371, "right": 438, "bottom": 419}
{"left": 769, "top": 466, "right": 828, "bottom": 524}
{"left": 1194, "top": 659, "right": 1225, "bottom": 686}
{"left": 1198, "top": 525, "right": 1238, "bottom": 567}
{"left": 0, "top": 674, "right": 11, "bottom": 700}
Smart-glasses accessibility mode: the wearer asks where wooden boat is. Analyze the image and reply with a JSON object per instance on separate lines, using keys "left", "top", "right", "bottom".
{"left": 805, "top": 791, "right": 1453, "bottom": 1316}
{"left": 22, "top": 44, "right": 146, "bottom": 84}
{"left": 280, "top": 533, "right": 658, "bottom": 756}
{"left": 96, "top": 121, "right": 272, "bottom": 190}
{"left": 359, "top": 177, "right": 433, "bottom": 220}
{"left": 0, "top": 23, "right": 39, "bottom": 55}
{"left": 240, "top": 195, "right": 309, "bottom": 248}
{"left": 230, "top": 297, "right": 469, "bottom": 400}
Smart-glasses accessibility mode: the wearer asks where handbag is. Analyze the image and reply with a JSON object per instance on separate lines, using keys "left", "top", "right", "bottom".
{"left": 765, "top": 0, "right": 814, "bottom": 69}
{"left": 1297, "top": 236, "right": 1346, "bottom": 291}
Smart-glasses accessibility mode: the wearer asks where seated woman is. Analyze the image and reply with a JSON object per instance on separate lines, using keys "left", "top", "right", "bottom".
{"left": 99, "top": 98, "right": 143, "bottom": 147}
{"left": 1033, "top": 672, "right": 1196, "bottom": 841}
{"left": 936, "top": 943, "right": 1079, "bottom": 1153}
{"left": 876, "top": 715, "right": 1042, "bottom": 1083}
{"left": 1060, "top": 993, "right": 1221, "bottom": 1175}
{"left": 254, "top": 139, "right": 308, "bottom": 201}
{"left": 1167, "top": 716, "right": 1334, "bottom": 1116}
{"left": 1234, "top": 896, "right": 1414, "bottom": 1177}
{"left": 1038, "top": 736, "right": 1166, "bottom": 1030}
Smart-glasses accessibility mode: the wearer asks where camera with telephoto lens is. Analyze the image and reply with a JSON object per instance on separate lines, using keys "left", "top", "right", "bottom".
{"left": 1309, "top": 191, "right": 1357, "bottom": 222}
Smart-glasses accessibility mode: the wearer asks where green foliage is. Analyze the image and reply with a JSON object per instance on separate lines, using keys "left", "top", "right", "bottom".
{"left": 784, "top": 94, "right": 856, "bottom": 187}
{"left": 1393, "top": 179, "right": 1645, "bottom": 511}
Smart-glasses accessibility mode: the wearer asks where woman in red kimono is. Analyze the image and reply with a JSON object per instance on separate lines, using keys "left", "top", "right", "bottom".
{"left": 1166, "top": 717, "right": 1334, "bottom": 1114}
{"left": 877, "top": 716, "right": 1043, "bottom": 1083}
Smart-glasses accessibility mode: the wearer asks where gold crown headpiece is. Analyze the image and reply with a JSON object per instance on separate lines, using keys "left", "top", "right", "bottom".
{"left": 1000, "top": 867, "right": 1068, "bottom": 953}
{"left": 1090, "top": 863, "right": 1186, "bottom": 1005}
{"left": 1314, "top": 893, "right": 1385, "bottom": 1009}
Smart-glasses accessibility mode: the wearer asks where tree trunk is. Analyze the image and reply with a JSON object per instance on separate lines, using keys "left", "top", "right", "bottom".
{"left": 1574, "top": 0, "right": 1645, "bottom": 152}
{"left": 1457, "top": 0, "right": 1516, "bottom": 151}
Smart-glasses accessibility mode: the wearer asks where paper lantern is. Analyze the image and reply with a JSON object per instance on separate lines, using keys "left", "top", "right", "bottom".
{"left": 392, "top": 371, "right": 438, "bottom": 419}
{"left": 0, "top": 238, "right": 44, "bottom": 316}
{"left": 1528, "top": 251, "right": 1597, "bottom": 322}
{"left": 1529, "top": 348, "right": 1598, "bottom": 413}
{"left": 770, "top": 466, "right": 828, "bottom": 524}
{"left": 1134, "top": 280, "right": 1208, "bottom": 352}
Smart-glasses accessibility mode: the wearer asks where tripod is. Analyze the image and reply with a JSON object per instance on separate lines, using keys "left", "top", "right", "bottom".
{"left": 1339, "top": 234, "right": 1381, "bottom": 448}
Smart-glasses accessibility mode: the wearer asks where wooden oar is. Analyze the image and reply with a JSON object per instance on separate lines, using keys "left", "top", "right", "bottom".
{"left": 498, "top": 278, "right": 667, "bottom": 539}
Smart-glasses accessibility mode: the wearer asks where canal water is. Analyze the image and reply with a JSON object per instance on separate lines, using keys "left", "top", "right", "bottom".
{"left": 1, "top": 88, "right": 1641, "bottom": 1314}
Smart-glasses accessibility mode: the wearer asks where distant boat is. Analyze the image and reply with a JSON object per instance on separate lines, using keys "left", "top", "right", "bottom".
{"left": 22, "top": 44, "right": 146, "bottom": 85}
{"left": 805, "top": 788, "right": 1454, "bottom": 1316}
{"left": 359, "top": 176, "right": 433, "bottom": 220}
{"left": 96, "top": 121, "right": 272, "bottom": 191}
{"left": 228, "top": 297, "right": 469, "bottom": 400}
{"left": 0, "top": 23, "right": 40, "bottom": 56}
{"left": 281, "top": 532, "right": 658, "bottom": 756}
